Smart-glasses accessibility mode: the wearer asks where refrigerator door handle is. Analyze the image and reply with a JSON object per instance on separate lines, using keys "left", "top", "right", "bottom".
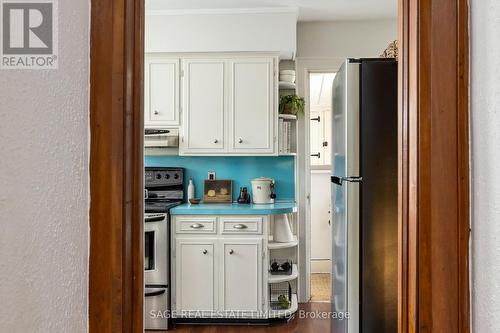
{"left": 331, "top": 176, "right": 363, "bottom": 185}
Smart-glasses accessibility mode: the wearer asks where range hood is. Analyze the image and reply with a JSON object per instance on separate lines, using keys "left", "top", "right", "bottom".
{"left": 145, "top": 128, "right": 179, "bottom": 148}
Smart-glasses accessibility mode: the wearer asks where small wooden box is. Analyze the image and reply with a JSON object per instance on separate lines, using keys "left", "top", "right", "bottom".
{"left": 203, "top": 180, "right": 232, "bottom": 203}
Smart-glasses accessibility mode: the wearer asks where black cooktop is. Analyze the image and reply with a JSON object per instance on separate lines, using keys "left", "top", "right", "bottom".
{"left": 145, "top": 200, "right": 183, "bottom": 213}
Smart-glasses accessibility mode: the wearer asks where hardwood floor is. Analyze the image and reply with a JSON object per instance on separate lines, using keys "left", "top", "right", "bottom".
{"left": 148, "top": 302, "right": 332, "bottom": 333}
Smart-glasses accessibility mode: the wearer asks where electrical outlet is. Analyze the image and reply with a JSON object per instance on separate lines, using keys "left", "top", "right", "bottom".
{"left": 208, "top": 171, "right": 216, "bottom": 180}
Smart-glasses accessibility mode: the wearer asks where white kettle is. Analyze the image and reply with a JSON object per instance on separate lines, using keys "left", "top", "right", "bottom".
{"left": 251, "top": 177, "right": 277, "bottom": 204}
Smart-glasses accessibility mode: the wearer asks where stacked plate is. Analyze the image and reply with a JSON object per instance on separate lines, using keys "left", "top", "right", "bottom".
{"left": 279, "top": 70, "right": 295, "bottom": 83}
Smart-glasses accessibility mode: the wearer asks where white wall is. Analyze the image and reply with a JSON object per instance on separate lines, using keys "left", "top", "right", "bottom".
{"left": 471, "top": 1, "right": 500, "bottom": 332}
{"left": 297, "top": 19, "right": 398, "bottom": 58}
{"left": 146, "top": 10, "right": 297, "bottom": 58}
{"left": 0, "top": 1, "right": 89, "bottom": 332}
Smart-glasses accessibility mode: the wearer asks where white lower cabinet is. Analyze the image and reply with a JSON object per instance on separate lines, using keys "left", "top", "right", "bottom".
{"left": 175, "top": 239, "right": 218, "bottom": 314}
{"left": 221, "top": 239, "right": 263, "bottom": 314}
{"left": 172, "top": 216, "right": 267, "bottom": 319}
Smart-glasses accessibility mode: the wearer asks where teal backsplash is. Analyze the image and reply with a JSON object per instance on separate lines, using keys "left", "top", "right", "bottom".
{"left": 145, "top": 155, "right": 296, "bottom": 201}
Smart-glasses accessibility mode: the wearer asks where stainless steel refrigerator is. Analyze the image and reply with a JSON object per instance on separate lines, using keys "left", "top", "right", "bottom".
{"left": 331, "top": 58, "right": 398, "bottom": 333}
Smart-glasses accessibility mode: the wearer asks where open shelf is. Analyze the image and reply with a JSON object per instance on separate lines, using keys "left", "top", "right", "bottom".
{"left": 268, "top": 264, "right": 298, "bottom": 284}
{"left": 279, "top": 81, "right": 296, "bottom": 90}
{"left": 268, "top": 236, "right": 298, "bottom": 250}
{"left": 268, "top": 294, "right": 298, "bottom": 318}
{"left": 278, "top": 114, "right": 297, "bottom": 155}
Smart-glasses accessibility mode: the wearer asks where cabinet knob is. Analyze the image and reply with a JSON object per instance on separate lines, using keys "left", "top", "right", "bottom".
{"left": 154, "top": 110, "right": 159, "bottom": 115}
{"left": 229, "top": 249, "right": 234, "bottom": 255}
{"left": 214, "top": 139, "right": 219, "bottom": 144}
{"left": 238, "top": 138, "right": 243, "bottom": 144}
{"left": 203, "top": 249, "right": 208, "bottom": 255}
{"left": 190, "top": 223, "right": 204, "bottom": 229}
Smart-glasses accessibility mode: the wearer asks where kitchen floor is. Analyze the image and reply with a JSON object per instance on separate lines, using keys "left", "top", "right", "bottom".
{"left": 148, "top": 302, "right": 331, "bottom": 333}
{"left": 311, "top": 273, "right": 331, "bottom": 302}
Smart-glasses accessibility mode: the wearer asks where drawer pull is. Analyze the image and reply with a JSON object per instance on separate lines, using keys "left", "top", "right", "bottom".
{"left": 203, "top": 249, "right": 208, "bottom": 255}
{"left": 233, "top": 224, "right": 248, "bottom": 230}
{"left": 190, "top": 223, "right": 204, "bottom": 229}
{"left": 229, "top": 249, "right": 234, "bottom": 255}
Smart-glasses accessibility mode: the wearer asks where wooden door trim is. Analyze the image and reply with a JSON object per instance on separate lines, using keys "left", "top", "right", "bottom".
{"left": 398, "top": 0, "right": 470, "bottom": 332}
{"left": 89, "top": 0, "right": 144, "bottom": 332}
{"left": 88, "top": 0, "right": 470, "bottom": 332}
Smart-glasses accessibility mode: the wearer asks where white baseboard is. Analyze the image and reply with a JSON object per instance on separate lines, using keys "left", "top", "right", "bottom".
{"left": 311, "top": 259, "right": 331, "bottom": 273}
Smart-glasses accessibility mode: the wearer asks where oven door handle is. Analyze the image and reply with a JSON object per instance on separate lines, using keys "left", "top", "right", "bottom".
{"left": 145, "top": 215, "right": 166, "bottom": 223}
{"left": 145, "top": 288, "right": 166, "bottom": 297}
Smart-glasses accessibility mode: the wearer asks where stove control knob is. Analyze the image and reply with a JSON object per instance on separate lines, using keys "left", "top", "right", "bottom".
{"left": 156, "top": 174, "right": 162, "bottom": 179}
{"left": 174, "top": 174, "right": 179, "bottom": 179}
{"left": 165, "top": 174, "right": 170, "bottom": 179}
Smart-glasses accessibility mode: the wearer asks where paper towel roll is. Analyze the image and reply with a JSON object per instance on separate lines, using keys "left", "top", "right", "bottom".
{"left": 273, "top": 214, "right": 294, "bottom": 242}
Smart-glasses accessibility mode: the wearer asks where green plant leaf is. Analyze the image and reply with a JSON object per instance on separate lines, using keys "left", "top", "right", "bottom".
{"left": 279, "top": 94, "right": 305, "bottom": 116}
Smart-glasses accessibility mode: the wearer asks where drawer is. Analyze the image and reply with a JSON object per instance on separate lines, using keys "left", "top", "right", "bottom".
{"left": 220, "top": 216, "right": 263, "bottom": 234}
{"left": 175, "top": 216, "right": 217, "bottom": 234}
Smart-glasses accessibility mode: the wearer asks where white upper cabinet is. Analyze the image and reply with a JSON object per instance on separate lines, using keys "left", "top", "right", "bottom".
{"left": 144, "top": 56, "right": 180, "bottom": 126}
{"left": 181, "top": 59, "right": 227, "bottom": 154}
{"left": 229, "top": 58, "right": 275, "bottom": 154}
{"left": 178, "top": 54, "right": 278, "bottom": 156}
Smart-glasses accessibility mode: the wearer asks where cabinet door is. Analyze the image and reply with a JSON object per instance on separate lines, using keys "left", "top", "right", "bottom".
{"left": 145, "top": 56, "right": 180, "bottom": 126}
{"left": 181, "top": 59, "right": 226, "bottom": 154}
{"left": 221, "top": 239, "right": 263, "bottom": 313}
{"left": 229, "top": 58, "right": 276, "bottom": 154}
{"left": 175, "top": 238, "right": 217, "bottom": 313}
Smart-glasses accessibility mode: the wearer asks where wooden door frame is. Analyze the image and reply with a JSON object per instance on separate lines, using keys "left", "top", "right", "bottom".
{"left": 398, "top": 0, "right": 470, "bottom": 332}
{"left": 89, "top": 0, "right": 144, "bottom": 332}
{"left": 88, "top": 0, "right": 470, "bottom": 332}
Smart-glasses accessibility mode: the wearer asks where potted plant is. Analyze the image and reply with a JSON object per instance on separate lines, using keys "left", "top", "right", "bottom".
{"left": 279, "top": 95, "right": 305, "bottom": 116}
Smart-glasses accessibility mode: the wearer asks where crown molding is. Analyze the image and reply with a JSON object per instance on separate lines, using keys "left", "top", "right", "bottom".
{"left": 146, "top": 7, "right": 299, "bottom": 18}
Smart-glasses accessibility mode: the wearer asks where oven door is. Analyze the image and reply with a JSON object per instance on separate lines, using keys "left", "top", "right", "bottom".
{"left": 144, "top": 213, "right": 168, "bottom": 285}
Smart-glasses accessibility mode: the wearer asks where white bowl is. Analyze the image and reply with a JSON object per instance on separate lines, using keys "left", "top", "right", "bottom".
{"left": 280, "top": 74, "right": 296, "bottom": 83}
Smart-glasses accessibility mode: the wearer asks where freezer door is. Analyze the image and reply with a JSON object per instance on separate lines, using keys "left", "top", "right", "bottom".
{"left": 332, "top": 60, "right": 360, "bottom": 179}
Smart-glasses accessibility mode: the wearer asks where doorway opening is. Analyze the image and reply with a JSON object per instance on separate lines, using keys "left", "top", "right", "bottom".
{"left": 88, "top": 0, "right": 471, "bottom": 331}
{"left": 309, "top": 72, "right": 336, "bottom": 302}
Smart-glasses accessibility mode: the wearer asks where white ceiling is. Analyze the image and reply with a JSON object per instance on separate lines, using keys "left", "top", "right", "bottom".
{"left": 146, "top": 0, "right": 398, "bottom": 22}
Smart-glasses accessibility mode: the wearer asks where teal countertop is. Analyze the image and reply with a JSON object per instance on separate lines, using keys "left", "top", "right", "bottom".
{"left": 170, "top": 202, "right": 298, "bottom": 215}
